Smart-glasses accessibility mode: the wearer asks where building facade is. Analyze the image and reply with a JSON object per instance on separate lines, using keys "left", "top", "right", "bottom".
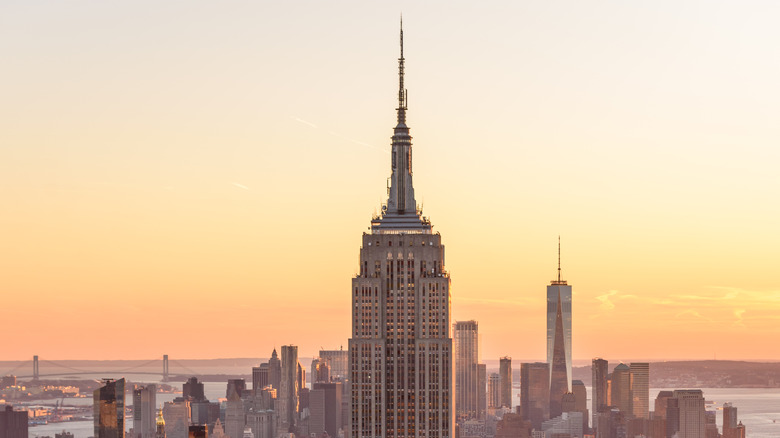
{"left": 454, "top": 320, "right": 483, "bottom": 420}
{"left": 591, "top": 358, "right": 608, "bottom": 433}
{"left": 0, "top": 405, "right": 28, "bottom": 438}
{"left": 133, "top": 385, "right": 157, "bottom": 438}
{"left": 520, "top": 362, "right": 550, "bottom": 431}
{"left": 348, "top": 21, "right": 453, "bottom": 438}
{"left": 672, "top": 390, "right": 705, "bottom": 438}
{"left": 629, "top": 363, "right": 649, "bottom": 419}
{"left": 94, "top": 378, "right": 125, "bottom": 438}
{"left": 499, "top": 357, "right": 512, "bottom": 409}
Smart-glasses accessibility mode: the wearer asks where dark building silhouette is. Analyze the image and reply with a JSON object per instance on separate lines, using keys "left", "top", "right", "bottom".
{"left": 183, "top": 377, "right": 205, "bottom": 401}
{"left": 94, "top": 378, "right": 125, "bottom": 438}
{"left": 0, "top": 405, "right": 28, "bottom": 438}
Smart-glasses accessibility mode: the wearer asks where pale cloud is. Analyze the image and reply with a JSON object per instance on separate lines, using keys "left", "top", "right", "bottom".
{"left": 231, "top": 182, "right": 250, "bottom": 190}
{"left": 675, "top": 309, "right": 713, "bottom": 322}
{"left": 733, "top": 308, "right": 746, "bottom": 327}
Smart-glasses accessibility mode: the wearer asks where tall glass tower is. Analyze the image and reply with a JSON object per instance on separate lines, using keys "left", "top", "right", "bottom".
{"left": 349, "top": 20, "right": 453, "bottom": 438}
{"left": 547, "top": 238, "right": 572, "bottom": 418}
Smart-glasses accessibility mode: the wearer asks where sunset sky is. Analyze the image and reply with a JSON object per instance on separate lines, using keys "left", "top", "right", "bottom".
{"left": 2, "top": 1, "right": 779, "bottom": 362}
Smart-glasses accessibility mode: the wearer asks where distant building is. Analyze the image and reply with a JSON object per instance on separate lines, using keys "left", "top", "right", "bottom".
{"left": 547, "top": 242, "right": 572, "bottom": 419}
{"left": 252, "top": 364, "right": 269, "bottom": 395}
{"left": 278, "top": 345, "right": 299, "bottom": 432}
{"left": 610, "top": 364, "right": 630, "bottom": 416}
{"left": 188, "top": 425, "right": 207, "bottom": 438}
{"left": 0, "top": 405, "right": 28, "bottom": 438}
{"left": 163, "top": 399, "right": 191, "bottom": 438}
{"left": 487, "top": 373, "right": 501, "bottom": 409}
{"left": 495, "top": 413, "right": 532, "bottom": 438}
{"left": 225, "top": 381, "right": 245, "bottom": 438}
{"left": 629, "top": 363, "right": 649, "bottom": 419}
{"left": 268, "top": 349, "right": 281, "bottom": 390}
{"left": 183, "top": 377, "right": 206, "bottom": 401}
{"left": 671, "top": 390, "right": 705, "bottom": 438}
{"left": 155, "top": 408, "right": 166, "bottom": 438}
{"left": 722, "top": 402, "right": 746, "bottom": 438}
{"left": 133, "top": 384, "right": 157, "bottom": 438}
{"left": 454, "top": 320, "right": 484, "bottom": 420}
{"left": 0, "top": 376, "right": 16, "bottom": 390}
{"left": 542, "top": 411, "right": 583, "bottom": 438}
{"left": 500, "top": 357, "right": 513, "bottom": 409}
{"left": 705, "top": 410, "right": 719, "bottom": 438}
{"left": 572, "top": 380, "right": 589, "bottom": 432}
{"left": 309, "top": 382, "right": 342, "bottom": 438}
{"left": 654, "top": 391, "right": 674, "bottom": 420}
{"left": 591, "top": 358, "right": 608, "bottom": 432}
{"left": 521, "top": 362, "right": 550, "bottom": 430}
{"left": 310, "top": 358, "right": 329, "bottom": 384}
{"left": 94, "top": 378, "right": 125, "bottom": 438}
{"left": 318, "top": 349, "right": 348, "bottom": 381}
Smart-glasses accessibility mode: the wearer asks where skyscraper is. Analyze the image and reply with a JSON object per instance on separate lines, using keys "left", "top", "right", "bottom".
{"left": 499, "top": 357, "right": 512, "bottom": 409}
{"left": 133, "top": 384, "right": 157, "bottom": 438}
{"left": 547, "top": 238, "right": 572, "bottom": 419}
{"left": 348, "top": 20, "right": 453, "bottom": 438}
{"left": 278, "top": 345, "right": 299, "bottom": 433}
{"left": 672, "top": 390, "right": 705, "bottom": 438}
{"left": 572, "top": 380, "right": 589, "bottom": 432}
{"left": 163, "top": 399, "right": 191, "bottom": 438}
{"left": 454, "top": 320, "right": 482, "bottom": 420}
{"left": 268, "top": 348, "right": 281, "bottom": 391}
{"left": 0, "top": 405, "right": 28, "bottom": 438}
{"left": 611, "top": 364, "right": 631, "bottom": 415}
{"left": 520, "top": 362, "right": 550, "bottom": 430}
{"left": 487, "top": 373, "right": 501, "bottom": 410}
{"left": 318, "top": 348, "right": 348, "bottom": 381}
{"left": 629, "top": 363, "right": 649, "bottom": 419}
{"left": 94, "top": 378, "right": 125, "bottom": 438}
{"left": 225, "top": 380, "right": 245, "bottom": 438}
{"left": 592, "top": 358, "right": 608, "bottom": 432}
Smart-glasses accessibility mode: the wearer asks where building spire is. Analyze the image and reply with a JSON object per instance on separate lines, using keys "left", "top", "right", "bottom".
{"left": 397, "top": 15, "right": 407, "bottom": 126}
{"left": 558, "top": 235, "right": 561, "bottom": 283}
{"left": 552, "top": 235, "right": 567, "bottom": 285}
{"left": 371, "top": 17, "right": 429, "bottom": 233}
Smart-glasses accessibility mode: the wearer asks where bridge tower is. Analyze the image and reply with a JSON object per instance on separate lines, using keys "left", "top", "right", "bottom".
{"left": 163, "top": 355, "right": 169, "bottom": 382}
{"left": 33, "top": 355, "right": 39, "bottom": 380}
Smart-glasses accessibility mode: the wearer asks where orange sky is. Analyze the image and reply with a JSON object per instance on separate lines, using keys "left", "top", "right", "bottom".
{"left": 2, "top": 1, "right": 780, "bottom": 362}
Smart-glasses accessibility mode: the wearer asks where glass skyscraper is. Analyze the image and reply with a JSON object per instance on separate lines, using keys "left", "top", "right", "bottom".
{"left": 94, "top": 378, "right": 125, "bottom": 438}
{"left": 547, "top": 240, "right": 572, "bottom": 417}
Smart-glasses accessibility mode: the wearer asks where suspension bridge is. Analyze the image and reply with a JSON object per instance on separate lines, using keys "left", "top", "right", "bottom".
{"left": 0, "top": 355, "right": 202, "bottom": 381}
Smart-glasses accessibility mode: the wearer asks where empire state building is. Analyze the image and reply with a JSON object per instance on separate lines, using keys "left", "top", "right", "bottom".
{"left": 348, "top": 22, "right": 453, "bottom": 438}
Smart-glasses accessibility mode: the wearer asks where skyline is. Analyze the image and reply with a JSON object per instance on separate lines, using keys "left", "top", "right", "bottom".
{"left": 2, "top": 1, "right": 780, "bottom": 361}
